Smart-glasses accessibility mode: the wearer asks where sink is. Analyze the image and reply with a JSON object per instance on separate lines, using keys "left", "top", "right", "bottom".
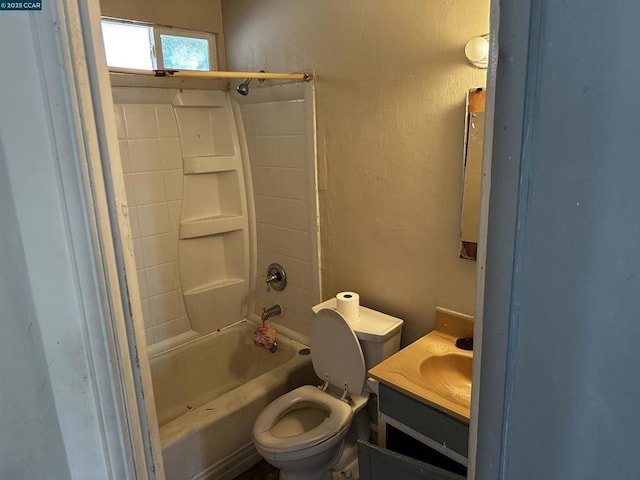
{"left": 419, "top": 354, "right": 472, "bottom": 406}
{"left": 368, "top": 310, "right": 474, "bottom": 422}
{"left": 369, "top": 334, "right": 474, "bottom": 420}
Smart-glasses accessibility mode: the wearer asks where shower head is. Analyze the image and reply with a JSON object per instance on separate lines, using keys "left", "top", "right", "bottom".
{"left": 236, "top": 71, "right": 266, "bottom": 96}
{"left": 236, "top": 78, "right": 252, "bottom": 96}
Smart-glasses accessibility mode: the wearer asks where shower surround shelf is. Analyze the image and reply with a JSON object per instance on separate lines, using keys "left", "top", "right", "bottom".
{"left": 183, "top": 278, "right": 246, "bottom": 296}
{"left": 183, "top": 279, "right": 248, "bottom": 334}
{"left": 180, "top": 215, "right": 245, "bottom": 239}
{"left": 173, "top": 89, "right": 250, "bottom": 335}
{"left": 183, "top": 155, "right": 240, "bottom": 174}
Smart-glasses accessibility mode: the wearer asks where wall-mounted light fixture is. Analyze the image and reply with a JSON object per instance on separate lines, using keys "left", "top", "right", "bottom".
{"left": 465, "top": 34, "right": 489, "bottom": 69}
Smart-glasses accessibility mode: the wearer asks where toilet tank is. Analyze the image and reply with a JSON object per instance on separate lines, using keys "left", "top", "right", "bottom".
{"left": 349, "top": 306, "right": 403, "bottom": 370}
{"left": 311, "top": 299, "right": 403, "bottom": 371}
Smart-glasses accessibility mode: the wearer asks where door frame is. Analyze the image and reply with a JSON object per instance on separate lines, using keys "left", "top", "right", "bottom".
{"left": 33, "top": 1, "right": 165, "bottom": 477}
{"left": 72, "top": 0, "right": 167, "bottom": 476}
{"left": 466, "top": 0, "right": 501, "bottom": 477}
{"left": 59, "top": 0, "right": 531, "bottom": 477}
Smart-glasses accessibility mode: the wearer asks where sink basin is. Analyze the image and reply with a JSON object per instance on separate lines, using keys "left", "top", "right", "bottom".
{"left": 368, "top": 311, "right": 475, "bottom": 422}
{"left": 419, "top": 354, "right": 472, "bottom": 406}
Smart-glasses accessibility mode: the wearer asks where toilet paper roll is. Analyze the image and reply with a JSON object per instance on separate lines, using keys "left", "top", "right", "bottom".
{"left": 336, "top": 292, "right": 360, "bottom": 321}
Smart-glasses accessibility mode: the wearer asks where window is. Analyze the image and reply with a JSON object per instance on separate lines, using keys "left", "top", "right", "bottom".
{"left": 102, "top": 20, "right": 153, "bottom": 70}
{"left": 101, "top": 19, "right": 217, "bottom": 72}
{"left": 157, "top": 31, "right": 211, "bottom": 71}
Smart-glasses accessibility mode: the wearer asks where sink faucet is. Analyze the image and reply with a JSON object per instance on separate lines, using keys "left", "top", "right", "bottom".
{"left": 263, "top": 304, "right": 282, "bottom": 321}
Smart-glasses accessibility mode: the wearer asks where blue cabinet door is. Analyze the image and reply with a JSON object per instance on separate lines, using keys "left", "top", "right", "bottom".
{"left": 358, "top": 441, "right": 466, "bottom": 480}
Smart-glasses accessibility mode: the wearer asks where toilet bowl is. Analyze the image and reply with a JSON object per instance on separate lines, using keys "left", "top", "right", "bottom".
{"left": 252, "top": 308, "right": 368, "bottom": 480}
{"left": 253, "top": 385, "right": 353, "bottom": 479}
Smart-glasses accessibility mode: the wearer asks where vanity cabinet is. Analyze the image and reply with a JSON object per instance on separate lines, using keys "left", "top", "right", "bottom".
{"left": 363, "top": 308, "right": 473, "bottom": 478}
{"left": 359, "top": 384, "right": 468, "bottom": 480}
{"left": 379, "top": 384, "right": 469, "bottom": 460}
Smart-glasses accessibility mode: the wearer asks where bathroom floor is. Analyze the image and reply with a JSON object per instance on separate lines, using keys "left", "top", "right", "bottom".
{"left": 234, "top": 460, "right": 358, "bottom": 480}
{"left": 233, "top": 460, "right": 279, "bottom": 480}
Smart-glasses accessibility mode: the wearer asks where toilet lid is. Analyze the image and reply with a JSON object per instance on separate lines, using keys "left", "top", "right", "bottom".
{"left": 311, "top": 308, "right": 366, "bottom": 395}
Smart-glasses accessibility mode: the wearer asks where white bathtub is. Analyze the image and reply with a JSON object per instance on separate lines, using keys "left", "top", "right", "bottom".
{"left": 150, "top": 321, "right": 314, "bottom": 480}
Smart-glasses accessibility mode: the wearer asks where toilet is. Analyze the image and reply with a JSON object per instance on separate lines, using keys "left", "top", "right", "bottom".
{"left": 252, "top": 307, "right": 402, "bottom": 480}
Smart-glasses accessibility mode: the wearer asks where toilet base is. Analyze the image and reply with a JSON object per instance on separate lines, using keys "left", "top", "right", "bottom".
{"left": 332, "top": 456, "right": 359, "bottom": 480}
{"left": 277, "top": 442, "right": 343, "bottom": 480}
{"left": 280, "top": 470, "right": 333, "bottom": 480}
{"left": 330, "top": 407, "right": 368, "bottom": 477}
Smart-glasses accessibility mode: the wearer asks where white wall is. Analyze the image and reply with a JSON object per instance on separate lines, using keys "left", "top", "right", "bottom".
{"left": 0, "top": 144, "right": 71, "bottom": 480}
{"left": 0, "top": 7, "right": 140, "bottom": 478}
{"left": 222, "top": 0, "right": 489, "bottom": 343}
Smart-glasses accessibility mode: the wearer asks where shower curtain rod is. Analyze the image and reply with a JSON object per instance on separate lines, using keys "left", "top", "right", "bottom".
{"left": 108, "top": 67, "right": 313, "bottom": 81}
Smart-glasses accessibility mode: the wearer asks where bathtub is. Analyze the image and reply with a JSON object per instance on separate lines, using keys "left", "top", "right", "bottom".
{"left": 150, "top": 321, "right": 315, "bottom": 480}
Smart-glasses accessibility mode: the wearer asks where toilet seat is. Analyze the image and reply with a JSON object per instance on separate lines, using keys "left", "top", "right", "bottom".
{"left": 253, "top": 385, "right": 353, "bottom": 454}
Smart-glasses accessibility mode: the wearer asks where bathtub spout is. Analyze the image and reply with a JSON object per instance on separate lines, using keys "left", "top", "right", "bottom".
{"left": 269, "top": 341, "right": 278, "bottom": 353}
{"left": 263, "top": 304, "right": 282, "bottom": 321}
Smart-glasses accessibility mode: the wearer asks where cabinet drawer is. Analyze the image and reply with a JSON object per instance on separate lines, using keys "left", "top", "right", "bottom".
{"left": 379, "top": 384, "right": 469, "bottom": 458}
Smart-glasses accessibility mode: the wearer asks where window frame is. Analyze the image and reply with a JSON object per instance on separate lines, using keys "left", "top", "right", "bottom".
{"left": 153, "top": 26, "right": 218, "bottom": 72}
{"left": 100, "top": 18, "right": 155, "bottom": 70}
{"left": 100, "top": 17, "right": 218, "bottom": 72}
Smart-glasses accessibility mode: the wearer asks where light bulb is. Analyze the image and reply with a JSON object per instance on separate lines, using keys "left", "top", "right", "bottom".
{"left": 465, "top": 35, "right": 489, "bottom": 69}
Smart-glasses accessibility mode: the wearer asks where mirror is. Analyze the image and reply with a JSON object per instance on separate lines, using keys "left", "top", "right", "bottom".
{"left": 460, "top": 88, "right": 486, "bottom": 261}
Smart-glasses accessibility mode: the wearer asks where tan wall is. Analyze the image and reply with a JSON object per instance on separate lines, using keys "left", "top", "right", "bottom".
{"left": 222, "top": 0, "right": 489, "bottom": 343}
{"left": 99, "top": 0, "right": 228, "bottom": 69}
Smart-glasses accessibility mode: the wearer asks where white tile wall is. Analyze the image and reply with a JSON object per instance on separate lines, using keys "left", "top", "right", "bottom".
{"left": 115, "top": 103, "right": 190, "bottom": 345}
{"left": 242, "top": 97, "right": 319, "bottom": 338}
{"left": 137, "top": 203, "right": 172, "bottom": 237}
{"left": 115, "top": 91, "right": 319, "bottom": 344}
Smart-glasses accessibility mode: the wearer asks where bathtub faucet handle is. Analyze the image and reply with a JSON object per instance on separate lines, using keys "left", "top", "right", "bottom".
{"left": 265, "top": 263, "right": 287, "bottom": 292}
{"left": 266, "top": 273, "right": 277, "bottom": 292}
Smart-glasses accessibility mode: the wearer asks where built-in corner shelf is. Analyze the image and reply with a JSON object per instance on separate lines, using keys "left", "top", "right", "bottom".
{"left": 172, "top": 89, "right": 251, "bottom": 336}
{"left": 172, "top": 89, "right": 228, "bottom": 108}
{"left": 183, "top": 279, "right": 248, "bottom": 334}
{"left": 183, "top": 156, "right": 239, "bottom": 175}
{"left": 183, "top": 278, "right": 246, "bottom": 296}
{"left": 180, "top": 215, "right": 244, "bottom": 239}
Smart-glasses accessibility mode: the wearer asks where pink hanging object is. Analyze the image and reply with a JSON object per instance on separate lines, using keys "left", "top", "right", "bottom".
{"left": 253, "top": 312, "right": 276, "bottom": 349}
